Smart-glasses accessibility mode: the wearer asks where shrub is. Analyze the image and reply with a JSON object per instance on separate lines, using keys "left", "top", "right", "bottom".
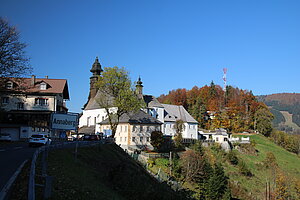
{"left": 238, "top": 160, "right": 252, "bottom": 177}
{"left": 263, "top": 152, "right": 277, "bottom": 169}
{"left": 147, "top": 158, "right": 155, "bottom": 167}
{"left": 150, "top": 131, "right": 164, "bottom": 151}
{"left": 227, "top": 151, "right": 239, "bottom": 165}
{"left": 155, "top": 158, "right": 169, "bottom": 168}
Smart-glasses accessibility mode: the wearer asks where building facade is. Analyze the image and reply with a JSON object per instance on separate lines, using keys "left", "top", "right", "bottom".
{"left": 0, "top": 75, "right": 69, "bottom": 140}
{"left": 79, "top": 57, "right": 199, "bottom": 147}
{"left": 99, "top": 110, "right": 162, "bottom": 149}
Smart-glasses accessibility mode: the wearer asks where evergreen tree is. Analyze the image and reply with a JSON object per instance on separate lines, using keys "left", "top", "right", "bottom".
{"left": 192, "top": 141, "right": 205, "bottom": 156}
{"left": 209, "top": 81, "right": 217, "bottom": 98}
{"left": 206, "top": 163, "right": 229, "bottom": 200}
{"left": 188, "top": 98, "right": 207, "bottom": 128}
{"left": 195, "top": 157, "right": 213, "bottom": 200}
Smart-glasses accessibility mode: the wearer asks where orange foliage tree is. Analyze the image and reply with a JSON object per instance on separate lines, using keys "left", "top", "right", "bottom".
{"left": 158, "top": 82, "right": 267, "bottom": 132}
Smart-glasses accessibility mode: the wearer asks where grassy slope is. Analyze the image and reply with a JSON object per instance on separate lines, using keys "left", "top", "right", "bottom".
{"left": 47, "top": 144, "right": 181, "bottom": 200}
{"left": 225, "top": 134, "right": 300, "bottom": 198}
{"left": 148, "top": 135, "right": 300, "bottom": 199}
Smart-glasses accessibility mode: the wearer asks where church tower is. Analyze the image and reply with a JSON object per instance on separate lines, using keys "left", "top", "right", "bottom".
{"left": 136, "top": 76, "right": 143, "bottom": 99}
{"left": 89, "top": 57, "right": 103, "bottom": 99}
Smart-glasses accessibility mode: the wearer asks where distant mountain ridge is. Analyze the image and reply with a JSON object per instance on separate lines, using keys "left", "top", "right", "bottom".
{"left": 257, "top": 93, "right": 300, "bottom": 134}
{"left": 258, "top": 93, "right": 300, "bottom": 105}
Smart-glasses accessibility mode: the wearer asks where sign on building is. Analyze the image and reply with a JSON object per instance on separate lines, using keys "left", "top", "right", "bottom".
{"left": 51, "top": 113, "right": 78, "bottom": 130}
{"left": 103, "top": 129, "right": 112, "bottom": 137}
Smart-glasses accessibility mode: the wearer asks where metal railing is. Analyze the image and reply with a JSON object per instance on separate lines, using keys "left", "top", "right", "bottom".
{"left": 27, "top": 140, "right": 104, "bottom": 200}
{"left": 125, "top": 149, "right": 182, "bottom": 191}
{"left": 140, "top": 151, "right": 170, "bottom": 158}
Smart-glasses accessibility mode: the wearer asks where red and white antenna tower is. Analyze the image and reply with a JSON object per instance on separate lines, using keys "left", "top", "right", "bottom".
{"left": 223, "top": 68, "right": 227, "bottom": 91}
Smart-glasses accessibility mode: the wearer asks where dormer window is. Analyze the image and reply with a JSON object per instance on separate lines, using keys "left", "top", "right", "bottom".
{"left": 40, "top": 82, "right": 47, "bottom": 90}
{"left": 6, "top": 81, "right": 13, "bottom": 89}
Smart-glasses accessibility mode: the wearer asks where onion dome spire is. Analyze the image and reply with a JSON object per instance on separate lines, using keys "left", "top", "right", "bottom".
{"left": 137, "top": 76, "right": 143, "bottom": 86}
{"left": 90, "top": 56, "right": 103, "bottom": 76}
{"left": 136, "top": 76, "right": 143, "bottom": 97}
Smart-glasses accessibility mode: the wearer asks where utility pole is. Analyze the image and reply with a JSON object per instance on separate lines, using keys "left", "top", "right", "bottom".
{"left": 169, "top": 151, "right": 172, "bottom": 176}
{"left": 265, "top": 181, "right": 268, "bottom": 200}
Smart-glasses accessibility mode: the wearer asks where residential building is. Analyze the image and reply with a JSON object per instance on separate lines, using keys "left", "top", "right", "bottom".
{"left": 199, "top": 128, "right": 229, "bottom": 144}
{"left": 137, "top": 79, "right": 199, "bottom": 141}
{"left": 0, "top": 75, "right": 69, "bottom": 140}
{"left": 99, "top": 110, "right": 162, "bottom": 149}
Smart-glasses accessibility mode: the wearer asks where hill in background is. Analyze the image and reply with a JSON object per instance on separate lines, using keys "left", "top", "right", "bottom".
{"left": 257, "top": 93, "right": 300, "bottom": 134}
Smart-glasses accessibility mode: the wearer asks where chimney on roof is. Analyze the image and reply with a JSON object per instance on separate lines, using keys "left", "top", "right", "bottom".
{"left": 31, "top": 75, "right": 36, "bottom": 86}
{"left": 45, "top": 76, "right": 48, "bottom": 79}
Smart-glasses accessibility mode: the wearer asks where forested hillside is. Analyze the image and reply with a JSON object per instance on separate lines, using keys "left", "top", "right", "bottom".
{"left": 258, "top": 93, "right": 300, "bottom": 134}
{"left": 148, "top": 134, "right": 300, "bottom": 200}
{"left": 158, "top": 82, "right": 273, "bottom": 134}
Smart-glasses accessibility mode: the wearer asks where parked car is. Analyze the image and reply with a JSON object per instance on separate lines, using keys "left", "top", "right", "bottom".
{"left": 89, "top": 135, "right": 100, "bottom": 141}
{"left": 82, "top": 134, "right": 91, "bottom": 141}
{"left": 0, "top": 133, "right": 11, "bottom": 142}
{"left": 67, "top": 135, "right": 75, "bottom": 141}
{"left": 82, "top": 134, "right": 100, "bottom": 141}
{"left": 29, "top": 134, "right": 51, "bottom": 146}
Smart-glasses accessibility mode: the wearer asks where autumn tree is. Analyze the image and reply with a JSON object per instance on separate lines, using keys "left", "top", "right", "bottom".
{"left": 271, "top": 130, "right": 300, "bottom": 154}
{"left": 96, "top": 67, "right": 144, "bottom": 137}
{"left": 181, "top": 150, "right": 204, "bottom": 183}
{"left": 295, "top": 179, "right": 300, "bottom": 199}
{"left": 180, "top": 148, "right": 214, "bottom": 199}
{"left": 0, "top": 18, "right": 31, "bottom": 78}
{"left": 157, "top": 82, "right": 268, "bottom": 133}
{"left": 158, "top": 88, "right": 188, "bottom": 109}
{"left": 274, "top": 171, "right": 290, "bottom": 200}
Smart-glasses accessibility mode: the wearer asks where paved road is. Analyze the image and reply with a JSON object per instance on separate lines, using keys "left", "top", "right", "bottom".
{"left": 0, "top": 142, "right": 37, "bottom": 191}
{"left": 0, "top": 140, "right": 103, "bottom": 194}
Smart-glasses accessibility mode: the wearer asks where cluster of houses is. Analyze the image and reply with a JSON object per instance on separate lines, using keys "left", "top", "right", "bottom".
{"left": 78, "top": 57, "right": 199, "bottom": 149}
{"left": 0, "top": 57, "right": 250, "bottom": 149}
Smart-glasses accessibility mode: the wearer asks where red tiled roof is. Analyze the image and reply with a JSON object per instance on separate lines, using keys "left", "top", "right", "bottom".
{"left": 1, "top": 77, "right": 70, "bottom": 99}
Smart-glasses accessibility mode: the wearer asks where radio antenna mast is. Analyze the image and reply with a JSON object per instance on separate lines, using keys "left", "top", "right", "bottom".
{"left": 223, "top": 68, "right": 227, "bottom": 91}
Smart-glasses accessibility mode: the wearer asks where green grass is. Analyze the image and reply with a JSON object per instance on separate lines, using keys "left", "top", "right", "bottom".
{"left": 47, "top": 144, "right": 182, "bottom": 200}
{"left": 48, "top": 146, "right": 124, "bottom": 200}
{"left": 245, "top": 134, "right": 300, "bottom": 176}
{"left": 226, "top": 134, "right": 300, "bottom": 199}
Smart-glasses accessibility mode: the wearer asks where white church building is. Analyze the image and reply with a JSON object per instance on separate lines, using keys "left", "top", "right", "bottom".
{"left": 79, "top": 58, "right": 198, "bottom": 147}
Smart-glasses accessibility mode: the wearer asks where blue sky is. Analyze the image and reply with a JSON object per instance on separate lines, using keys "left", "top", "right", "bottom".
{"left": 1, "top": 0, "right": 300, "bottom": 113}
